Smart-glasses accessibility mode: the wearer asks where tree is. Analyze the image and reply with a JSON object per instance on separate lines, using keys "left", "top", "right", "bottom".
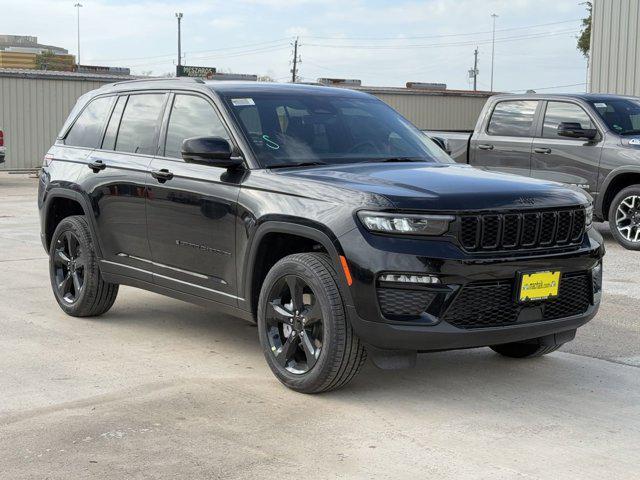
{"left": 577, "top": 1, "right": 592, "bottom": 58}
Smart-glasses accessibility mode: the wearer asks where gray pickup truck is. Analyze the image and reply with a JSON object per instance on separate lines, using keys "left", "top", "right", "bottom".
{"left": 427, "top": 93, "right": 640, "bottom": 250}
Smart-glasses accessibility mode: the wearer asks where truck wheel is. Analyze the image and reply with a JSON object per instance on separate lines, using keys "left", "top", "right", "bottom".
{"left": 257, "top": 253, "right": 366, "bottom": 393}
{"left": 609, "top": 185, "right": 640, "bottom": 250}
{"left": 490, "top": 341, "right": 561, "bottom": 358}
{"left": 49, "top": 215, "right": 119, "bottom": 317}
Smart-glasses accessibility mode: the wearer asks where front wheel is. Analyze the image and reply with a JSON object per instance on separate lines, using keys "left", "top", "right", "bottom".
{"left": 257, "top": 253, "right": 366, "bottom": 393}
{"left": 609, "top": 185, "right": 640, "bottom": 250}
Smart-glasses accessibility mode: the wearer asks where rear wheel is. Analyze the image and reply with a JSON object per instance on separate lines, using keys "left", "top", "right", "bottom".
{"left": 49, "top": 215, "right": 119, "bottom": 317}
{"left": 257, "top": 253, "right": 366, "bottom": 393}
{"left": 490, "top": 341, "right": 562, "bottom": 359}
{"left": 609, "top": 185, "right": 640, "bottom": 250}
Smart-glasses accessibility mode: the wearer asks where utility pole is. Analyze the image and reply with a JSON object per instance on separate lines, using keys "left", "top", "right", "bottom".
{"left": 291, "top": 37, "right": 299, "bottom": 83}
{"left": 490, "top": 13, "right": 498, "bottom": 91}
{"left": 473, "top": 47, "right": 479, "bottom": 91}
{"left": 175, "top": 12, "right": 183, "bottom": 67}
{"left": 74, "top": 3, "right": 82, "bottom": 65}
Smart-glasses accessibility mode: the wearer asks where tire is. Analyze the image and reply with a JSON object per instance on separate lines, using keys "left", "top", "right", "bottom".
{"left": 257, "top": 253, "right": 366, "bottom": 393}
{"left": 608, "top": 185, "right": 640, "bottom": 250}
{"left": 490, "top": 341, "right": 562, "bottom": 359}
{"left": 49, "top": 215, "right": 119, "bottom": 317}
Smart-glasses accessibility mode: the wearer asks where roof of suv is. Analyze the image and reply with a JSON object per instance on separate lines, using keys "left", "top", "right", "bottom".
{"left": 98, "top": 78, "right": 372, "bottom": 98}
{"left": 490, "top": 92, "right": 639, "bottom": 102}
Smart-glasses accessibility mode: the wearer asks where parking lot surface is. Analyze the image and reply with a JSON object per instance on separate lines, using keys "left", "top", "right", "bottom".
{"left": 0, "top": 173, "right": 638, "bottom": 479}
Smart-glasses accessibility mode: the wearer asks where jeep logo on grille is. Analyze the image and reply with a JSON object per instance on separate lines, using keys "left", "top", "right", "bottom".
{"left": 517, "top": 197, "right": 536, "bottom": 205}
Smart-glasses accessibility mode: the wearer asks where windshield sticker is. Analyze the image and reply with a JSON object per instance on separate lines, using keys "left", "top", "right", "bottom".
{"left": 231, "top": 98, "right": 255, "bottom": 106}
{"left": 594, "top": 102, "right": 607, "bottom": 108}
{"left": 262, "top": 134, "right": 280, "bottom": 150}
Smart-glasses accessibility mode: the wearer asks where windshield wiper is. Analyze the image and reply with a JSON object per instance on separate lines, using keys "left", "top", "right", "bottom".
{"left": 620, "top": 129, "right": 640, "bottom": 136}
{"left": 268, "top": 161, "right": 327, "bottom": 169}
{"left": 368, "top": 157, "right": 427, "bottom": 163}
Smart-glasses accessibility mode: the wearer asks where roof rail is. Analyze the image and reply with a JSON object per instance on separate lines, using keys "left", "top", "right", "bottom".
{"left": 110, "top": 77, "right": 205, "bottom": 86}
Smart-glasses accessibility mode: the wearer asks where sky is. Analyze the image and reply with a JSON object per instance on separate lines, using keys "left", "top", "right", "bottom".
{"left": 0, "top": 0, "right": 590, "bottom": 92}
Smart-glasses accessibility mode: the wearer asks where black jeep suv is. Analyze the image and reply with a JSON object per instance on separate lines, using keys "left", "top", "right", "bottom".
{"left": 39, "top": 79, "right": 604, "bottom": 393}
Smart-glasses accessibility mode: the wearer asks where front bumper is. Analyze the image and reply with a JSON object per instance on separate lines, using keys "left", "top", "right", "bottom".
{"left": 339, "top": 226, "right": 604, "bottom": 352}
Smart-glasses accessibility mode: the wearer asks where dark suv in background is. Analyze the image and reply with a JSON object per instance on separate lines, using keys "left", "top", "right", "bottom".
{"left": 428, "top": 93, "right": 640, "bottom": 249}
{"left": 39, "top": 79, "right": 604, "bottom": 392}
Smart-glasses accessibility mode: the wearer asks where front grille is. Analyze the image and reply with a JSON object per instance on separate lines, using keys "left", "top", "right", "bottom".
{"left": 442, "top": 272, "right": 592, "bottom": 329}
{"left": 459, "top": 208, "right": 586, "bottom": 252}
{"left": 377, "top": 288, "right": 437, "bottom": 317}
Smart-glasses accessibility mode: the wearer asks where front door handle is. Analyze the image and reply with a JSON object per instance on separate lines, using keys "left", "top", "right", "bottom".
{"left": 533, "top": 147, "right": 552, "bottom": 154}
{"left": 478, "top": 144, "right": 494, "bottom": 150}
{"left": 151, "top": 169, "right": 174, "bottom": 183}
{"left": 88, "top": 159, "right": 107, "bottom": 172}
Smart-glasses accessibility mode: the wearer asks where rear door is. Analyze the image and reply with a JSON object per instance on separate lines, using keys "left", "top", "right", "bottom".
{"left": 530, "top": 100, "right": 603, "bottom": 195}
{"left": 470, "top": 99, "right": 540, "bottom": 178}
{"left": 79, "top": 92, "right": 168, "bottom": 280}
{"left": 146, "top": 92, "right": 241, "bottom": 306}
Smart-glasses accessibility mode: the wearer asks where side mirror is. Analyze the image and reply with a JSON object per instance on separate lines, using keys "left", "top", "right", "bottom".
{"left": 557, "top": 122, "right": 597, "bottom": 140}
{"left": 430, "top": 136, "right": 450, "bottom": 153}
{"left": 181, "top": 136, "right": 244, "bottom": 169}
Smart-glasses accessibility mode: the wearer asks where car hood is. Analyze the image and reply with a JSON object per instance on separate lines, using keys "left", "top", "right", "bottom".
{"left": 279, "top": 162, "right": 590, "bottom": 211}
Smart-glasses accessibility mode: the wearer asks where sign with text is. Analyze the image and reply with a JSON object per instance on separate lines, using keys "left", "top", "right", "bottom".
{"left": 176, "top": 65, "right": 217, "bottom": 78}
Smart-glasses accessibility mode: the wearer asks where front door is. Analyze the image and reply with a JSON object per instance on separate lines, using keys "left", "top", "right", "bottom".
{"left": 530, "top": 101, "right": 603, "bottom": 196}
{"left": 469, "top": 99, "right": 539, "bottom": 178}
{"left": 146, "top": 92, "right": 242, "bottom": 306}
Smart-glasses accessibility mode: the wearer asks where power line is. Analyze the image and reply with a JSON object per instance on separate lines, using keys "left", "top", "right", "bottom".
{"left": 304, "top": 29, "right": 578, "bottom": 50}
{"left": 304, "top": 19, "right": 581, "bottom": 41}
{"left": 506, "top": 82, "right": 587, "bottom": 92}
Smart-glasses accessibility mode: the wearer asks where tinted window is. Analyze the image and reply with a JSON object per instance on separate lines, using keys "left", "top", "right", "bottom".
{"left": 221, "top": 92, "right": 452, "bottom": 167}
{"left": 65, "top": 96, "right": 114, "bottom": 148}
{"left": 101, "top": 96, "right": 127, "bottom": 150}
{"left": 543, "top": 102, "right": 594, "bottom": 138}
{"left": 115, "top": 94, "right": 166, "bottom": 155}
{"left": 164, "top": 95, "right": 229, "bottom": 159}
{"left": 589, "top": 98, "right": 640, "bottom": 135}
{"left": 487, "top": 100, "right": 538, "bottom": 137}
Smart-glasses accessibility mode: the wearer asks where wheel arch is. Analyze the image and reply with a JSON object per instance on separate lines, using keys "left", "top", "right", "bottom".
{"left": 43, "top": 189, "right": 102, "bottom": 257}
{"left": 597, "top": 167, "right": 640, "bottom": 221}
{"left": 241, "top": 219, "right": 354, "bottom": 318}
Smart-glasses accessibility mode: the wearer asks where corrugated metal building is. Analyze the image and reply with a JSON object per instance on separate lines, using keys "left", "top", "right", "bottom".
{"left": 0, "top": 69, "right": 124, "bottom": 171}
{"left": 356, "top": 86, "right": 491, "bottom": 131}
{"left": 0, "top": 68, "right": 491, "bottom": 171}
{"left": 589, "top": 0, "right": 640, "bottom": 96}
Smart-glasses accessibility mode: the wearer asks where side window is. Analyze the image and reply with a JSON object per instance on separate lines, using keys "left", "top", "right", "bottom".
{"left": 65, "top": 96, "right": 114, "bottom": 148}
{"left": 164, "top": 94, "right": 229, "bottom": 159}
{"left": 487, "top": 100, "right": 538, "bottom": 137}
{"left": 101, "top": 96, "right": 127, "bottom": 150}
{"left": 543, "top": 102, "right": 594, "bottom": 138}
{"left": 115, "top": 94, "right": 166, "bottom": 155}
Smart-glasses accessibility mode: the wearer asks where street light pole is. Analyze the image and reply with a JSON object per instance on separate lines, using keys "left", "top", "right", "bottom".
{"left": 74, "top": 2, "right": 83, "bottom": 65}
{"left": 175, "top": 13, "right": 183, "bottom": 67}
{"left": 490, "top": 13, "right": 498, "bottom": 92}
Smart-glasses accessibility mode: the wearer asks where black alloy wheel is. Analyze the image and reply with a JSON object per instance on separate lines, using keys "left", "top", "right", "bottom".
{"left": 257, "top": 253, "right": 366, "bottom": 393}
{"left": 265, "top": 274, "right": 324, "bottom": 374}
{"left": 49, "top": 215, "right": 119, "bottom": 317}
{"left": 52, "top": 230, "right": 86, "bottom": 304}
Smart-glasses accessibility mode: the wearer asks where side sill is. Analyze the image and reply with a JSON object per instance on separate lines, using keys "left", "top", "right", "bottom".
{"left": 102, "top": 270, "right": 255, "bottom": 323}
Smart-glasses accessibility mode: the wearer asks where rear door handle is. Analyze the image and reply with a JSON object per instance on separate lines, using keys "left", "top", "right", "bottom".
{"left": 88, "top": 159, "right": 107, "bottom": 172}
{"left": 151, "top": 169, "right": 174, "bottom": 183}
{"left": 533, "top": 147, "right": 552, "bottom": 154}
{"left": 478, "top": 144, "right": 494, "bottom": 150}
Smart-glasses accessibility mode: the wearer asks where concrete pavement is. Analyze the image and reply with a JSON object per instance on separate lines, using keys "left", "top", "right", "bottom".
{"left": 0, "top": 173, "right": 638, "bottom": 479}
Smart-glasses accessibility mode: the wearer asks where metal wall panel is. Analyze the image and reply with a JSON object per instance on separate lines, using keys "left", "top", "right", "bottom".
{"left": 369, "top": 91, "right": 489, "bottom": 130}
{"left": 0, "top": 76, "right": 108, "bottom": 170}
{"left": 590, "top": 0, "right": 640, "bottom": 96}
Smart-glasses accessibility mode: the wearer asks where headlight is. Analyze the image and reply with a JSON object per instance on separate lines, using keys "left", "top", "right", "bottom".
{"left": 357, "top": 211, "right": 454, "bottom": 235}
{"left": 585, "top": 204, "right": 593, "bottom": 228}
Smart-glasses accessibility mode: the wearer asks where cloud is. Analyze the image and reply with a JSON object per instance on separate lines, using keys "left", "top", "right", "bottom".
{"left": 210, "top": 17, "right": 243, "bottom": 30}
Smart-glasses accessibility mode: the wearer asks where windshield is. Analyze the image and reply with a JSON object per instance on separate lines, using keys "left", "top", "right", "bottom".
{"left": 589, "top": 98, "right": 640, "bottom": 135}
{"left": 220, "top": 91, "right": 452, "bottom": 167}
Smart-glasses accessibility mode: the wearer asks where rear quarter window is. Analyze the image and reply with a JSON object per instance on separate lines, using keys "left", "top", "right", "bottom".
{"left": 487, "top": 100, "right": 538, "bottom": 137}
{"left": 64, "top": 96, "right": 114, "bottom": 148}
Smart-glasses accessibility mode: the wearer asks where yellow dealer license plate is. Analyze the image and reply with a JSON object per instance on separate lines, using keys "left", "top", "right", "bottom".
{"left": 519, "top": 271, "right": 561, "bottom": 302}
